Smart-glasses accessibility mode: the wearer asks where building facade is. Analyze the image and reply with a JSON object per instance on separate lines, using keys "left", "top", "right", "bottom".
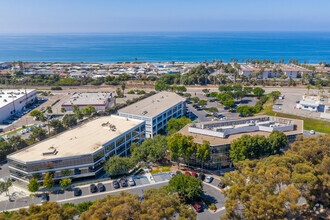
{"left": 0, "top": 89, "right": 37, "bottom": 123}
{"left": 7, "top": 115, "right": 145, "bottom": 183}
{"left": 179, "top": 116, "right": 304, "bottom": 170}
{"left": 118, "top": 91, "right": 186, "bottom": 138}
{"left": 61, "top": 92, "right": 113, "bottom": 111}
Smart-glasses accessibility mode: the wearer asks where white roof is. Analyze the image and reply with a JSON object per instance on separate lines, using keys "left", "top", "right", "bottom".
{"left": 299, "top": 100, "right": 319, "bottom": 107}
{"left": 0, "top": 89, "right": 36, "bottom": 109}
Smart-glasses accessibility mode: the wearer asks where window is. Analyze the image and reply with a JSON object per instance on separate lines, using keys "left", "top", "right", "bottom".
{"left": 93, "top": 150, "right": 104, "bottom": 162}
{"left": 132, "top": 127, "right": 140, "bottom": 137}
{"left": 105, "top": 142, "right": 115, "bottom": 153}
{"left": 116, "top": 136, "right": 125, "bottom": 147}
{"left": 126, "top": 133, "right": 131, "bottom": 141}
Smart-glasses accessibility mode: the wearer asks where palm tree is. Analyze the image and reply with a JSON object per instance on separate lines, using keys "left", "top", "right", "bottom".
{"left": 316, "top": 84, "right": 322, "bottom": 95}
{"left": 229, "top": 58, "right": 233, "bottom": 63}
{"left": 134, "top": 58, "right": 137, "bottom": 62}
{"left": 121, "top": 82, "right": 126, "bottom": 94}
{"left": 306, "top": 84, "right": 312, "bottom": 94}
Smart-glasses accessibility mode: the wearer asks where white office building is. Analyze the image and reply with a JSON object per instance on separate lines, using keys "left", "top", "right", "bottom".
{"left": 7, "top": 115, "right": 145, "bottom": 183}
{"left": 0, "top": 89, "right": 37, "bottom": 123}
{"left": 118, "top": 91, "right": 186, "bottom": 138}
{"left": 61, "top": 92, "right": 113, "bottom": 111}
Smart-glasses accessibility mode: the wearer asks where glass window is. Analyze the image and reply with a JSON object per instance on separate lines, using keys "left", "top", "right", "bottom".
{"left": 116, "top": 136, "right": 125, "bottom": 146}
{"left": 93, "top": 150, "right": 105, "bottom": 162}
{"left": 126, "top": 133, "right": 131, "bottom": 141}
{"left": 105, "top": 142, "right": 115, "bottom": 153}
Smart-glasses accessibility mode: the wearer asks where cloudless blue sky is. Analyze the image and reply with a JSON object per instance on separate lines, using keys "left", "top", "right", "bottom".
{"left": 1, "top": 0, "right": 329, "bottom": 33}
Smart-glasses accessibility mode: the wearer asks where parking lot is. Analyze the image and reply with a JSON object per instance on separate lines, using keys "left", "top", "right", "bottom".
{"left": 152, "top": 173, "right": 170, "bottom": 182}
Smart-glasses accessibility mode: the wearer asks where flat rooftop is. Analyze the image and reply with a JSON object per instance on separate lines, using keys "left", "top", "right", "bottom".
{"left": 179, "top": 116, "right": 303, "bottom": 147}
{"left": 8, "top": 115, "right": 144, "bottom": 163}
{"left": 0, "top": 89, "right": 36, "bottom": 109}
{"left": 118, "top": 91, "right": 186, "bottom": 118}
{"left": 62, "top": 92, "right": 112, "bottom": 106}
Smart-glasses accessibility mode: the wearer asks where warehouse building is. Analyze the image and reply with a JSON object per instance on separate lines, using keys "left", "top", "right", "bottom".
{"left": 0, "top": 89, "right": 37, "bottom": 123}
{"left": 179, "top": 116, "right": 303, "bottom": 170}
{"left": 118, "top": 91, "right": 186, "bottom": 138}
{"left": 61, "top": 92, "right": 114, "bottom": 111}
{"left": 7, "top": 115, "right": 145, "bottom": 183}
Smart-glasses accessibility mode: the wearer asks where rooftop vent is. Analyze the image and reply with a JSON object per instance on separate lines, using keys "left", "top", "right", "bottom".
{"left": 42, "top": 146, "right": 58, "bottom": 156}
{"left": 142, "top": 111, "right": 148, "bottom": 115}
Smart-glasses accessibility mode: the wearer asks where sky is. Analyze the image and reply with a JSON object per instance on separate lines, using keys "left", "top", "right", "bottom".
{"left": 0, "top": 0, "right": 329, "bottom": 33}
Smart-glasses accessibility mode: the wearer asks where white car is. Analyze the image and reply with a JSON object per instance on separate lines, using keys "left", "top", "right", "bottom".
{"left": 128, "top": 178, "right": 135, "bottom": 186}
{"left": 309, "top": 130, "right": 315, "bottom": 135}
{"left": 205, "top": 176, "right": 214, "bottom": 183}
{"left": 168, "top": 172, "right": 175, "bottom": 178}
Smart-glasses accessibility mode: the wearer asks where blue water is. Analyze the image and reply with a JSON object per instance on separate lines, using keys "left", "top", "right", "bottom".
{"left": 0, "top": 32, "right": 329, "bottom": 63}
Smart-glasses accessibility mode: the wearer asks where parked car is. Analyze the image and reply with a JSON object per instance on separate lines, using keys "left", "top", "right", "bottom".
{"left": 168, "top": 172, "right": 175, "bottom": 178}
{"left": 97, "top": 183, "right": 105, "bottom": 192}
{"left": 191, "top": 172, "right": 198, "bottom": 178}
{"left": 120, "top": 178, "right": 128, "bottom": 187}
{"left": 192, "top": 202, "right": 202, "bottom": 212}
{"left": 185, "top": 171, "right": 191, "bottom": 176}
{"left": 176, "top": 171, "right": 182, "bottom": 175}
{"left": 74, "top": 188, "right": 82, "bottom": 196}
{"left": 113, "top": 180, "right": 120, "bottom": 189}
{"left": 198, "top": 172, "right": 205, "bottom": 181}
{"left": 41, "top": 194, "right": 49, "bottom": 203}
{"left": 205, "top": 176, "right": 214, "bottom": 183}
{"left": 310, "top": 130, "right": 315, "bottom": 135}
{"left": 90, "top": 184, "right": 98, "bottom": 193}
{"left": 218, "top": 182, "right": 226, "bottom": 189}
{"left": 128, "top": 178, "right": 135, "bottom": 186}
{"left": 205, "top": 114, "right": 211, "bottom": 117}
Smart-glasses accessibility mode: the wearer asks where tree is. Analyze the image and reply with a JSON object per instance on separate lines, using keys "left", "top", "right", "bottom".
{"left": 197, "top": 100, "right": 207, "bottom": 107}
{"left": 28, "top": 178, "right": 39, "bottom": 192}
{"left": 43, "top": 172, "right": 54, "bottom": 189}
{"left": 253, "top": 87, "right": 265, "bottom": 98}
{"left": 131, "top": 135, "right": 168, "bottom": 163}
{"left": 62, "top": 115, "right": 77, "bottom": 127}
{"left": 49, "top": 119, "right": 65, "bottom": 134}
{"left": 60, "top": 178, "right": 72, "bottom": 188}
{"left": 223, "top": 99, "right": 235, "bottom": 109}
{"left": 167, "top": 116, "right": 192, "bottom": 133}
{"left": 217, "top": 93, "right": 232, "bottom": 103}
{"left": 104, "top": 156, "right": 135, "bottom": 175}
{"left": 81, "top": 105, "right": 96, "bottom": 117}
{"left": 30, "top": 109, "right": 42, "bottom": 117}
{"left": 46, "top": 106, "right": 52, "bottom": 114}
{"left": 306, "top": 84, "right": 312, "bottom": 94}
{"left": 29, "top": 127, "right": 47, "bottom": 142}
{"left": 167, "top": 174, "right": 203, "bottom": 199}
{"left": 121, "top": 82, "right": 126, "bottom": 94}
{"left": 8, "top": 136, "right": 28, "bottom": 150}
{"left": 196, "top": 141, "right": 210, "bottom": 169}
{"left": 202, "top": 89, "right": 210, "bottom": 94}
{"left": 61, "top": 107, "right": 66, "bottom": 113}
{"left": 208, "top": 107, "right": 218, "bottom": 113}
{"left": 0, "top": 178, "right": 12, "bottom": 196}
{"left": 167, "top": 133, "right": 194, "bottom": 169}
{"left": 267, "top": 130, "right": 288, "bottom": 154}
{"left": 209, "top": 91, "right": 218, "bottom": 97}
{"left": 190, "top": 96, "right": 200, "bottom": 103}
{"left": 270, "top": 90, "right": 281, "bottom": 104}
{"left": 237, "top": 105, "right": 254, "bottom": 116}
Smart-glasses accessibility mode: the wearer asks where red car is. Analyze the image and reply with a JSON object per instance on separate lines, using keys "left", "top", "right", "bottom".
{"left": 192, "top": 202, "right": 202, "bottom": 212}
{"left": 191, "top": 172, "right": 198, "bottom": 178}
{"left": 185, "top": 171, "right": 191, "bottom": 175}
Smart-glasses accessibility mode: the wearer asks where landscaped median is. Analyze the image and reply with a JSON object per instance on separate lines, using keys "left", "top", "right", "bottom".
{"left": 0, "top": 124, "right": 37, "bottom": 138}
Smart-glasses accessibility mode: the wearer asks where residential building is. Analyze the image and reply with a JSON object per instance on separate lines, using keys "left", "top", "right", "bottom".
{"left": 118, "top": 91, "right": 186, "bottom": 138}
{"left": 7, "top": 115, "right": 145, "bottom": 183}
{"left": 61, "top": 92, "right": 114, "bottom": 111}
{"left": 0, "top": 89, "right": 37, "bottom": 123}
{"left": 179, "top": 116, "right": 303, "bottom": 170}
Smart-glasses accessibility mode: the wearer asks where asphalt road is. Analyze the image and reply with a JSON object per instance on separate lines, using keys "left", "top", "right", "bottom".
{"left": 0, "top": 174, "right": 227, "bottom": 219}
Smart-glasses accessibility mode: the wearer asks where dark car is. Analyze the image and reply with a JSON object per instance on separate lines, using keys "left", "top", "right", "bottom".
{"left": 113, "top": 180, "right": 120, "bottom": 189}
{"left": 176, "top": 171, "right": 182, "bottom": 175}
{"left": 192, "top": 202, "right": 202, "bottom": 212}
{"left": 97, "top": 183, "right": 105, "bottom": 192}
{"left": 74, "top": 188, "right": 82, "bottom": 196}
{"left": 198, "top": 172, "right": 205, "bottom": 181}
{"left": 120, "top": 178, "right": 128, "bottom": 187}
{"left": 218, "top": 182, "right": 226, "bottom": 189}
{"left": 90, "top": 184, "right": 98, "bottom": 193}
{"left": 41, "top": 194, "right": 49, "bottom": 203}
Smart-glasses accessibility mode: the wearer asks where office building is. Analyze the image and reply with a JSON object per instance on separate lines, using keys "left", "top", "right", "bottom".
{"left": 179, "top": 116, "right": 303, "bottom": 170}
{"left": 0, "top": 89, "right": 37, "bottom": 122}
{"left": 7, "top": 115, "right": 145, "bottom": 183}
{"left": 118, "top": 91, "right": 186, "bottom": 138}
{"left": 61, "top": 92, "right": 113, "bottom": 111}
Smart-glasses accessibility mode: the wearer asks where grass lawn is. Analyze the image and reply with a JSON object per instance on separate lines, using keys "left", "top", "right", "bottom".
{"left": 150, "top": 166, "right": 171, "bottom": 175}
{"left": 263, "top": 108, "right": 330, "bottom": 134}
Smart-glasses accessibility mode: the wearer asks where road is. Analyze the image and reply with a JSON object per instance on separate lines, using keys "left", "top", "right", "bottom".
{"left": 0, "top": 173, "right": 227, "bottom": 219}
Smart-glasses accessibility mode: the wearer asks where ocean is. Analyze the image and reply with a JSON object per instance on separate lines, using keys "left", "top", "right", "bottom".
{"left": 0, "top": 32, "right": 329, "bottom": 63}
